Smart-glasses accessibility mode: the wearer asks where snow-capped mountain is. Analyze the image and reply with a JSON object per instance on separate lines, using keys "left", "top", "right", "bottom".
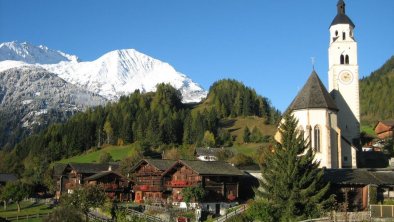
{"left": 0, "top": 41, "right": 79, "bottom": 64}
{"left": 0, "top": 41, "right": 207, "bottom": 103}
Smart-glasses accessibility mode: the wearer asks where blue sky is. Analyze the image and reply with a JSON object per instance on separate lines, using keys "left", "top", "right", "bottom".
{"left": 0, "top": 0, "right": 393, "bottom": 112}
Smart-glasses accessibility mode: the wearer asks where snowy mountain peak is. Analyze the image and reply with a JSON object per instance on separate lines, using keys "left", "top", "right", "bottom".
{"left": 0, "top": 41, "right": 79, "bottom": 64}
{"left": 0, "top": 42, "right": 207, "bottom": 103}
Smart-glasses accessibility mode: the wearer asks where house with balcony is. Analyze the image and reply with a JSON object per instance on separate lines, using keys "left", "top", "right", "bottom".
{"left": 53, "top": 162, "right": 127, "bottom": 200}
{"left": 130, "top": 159, "right": 245, "bottom": 208}
{"left": 130, "top": 159, "right": 175, "bottom": 204}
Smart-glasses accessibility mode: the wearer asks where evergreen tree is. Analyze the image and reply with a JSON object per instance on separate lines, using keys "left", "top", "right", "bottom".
{"left": 256, "top": 114, "right": 333, "bottom": 221}
{"left": 243, "top": 127, "right": 251, "bottom": 143}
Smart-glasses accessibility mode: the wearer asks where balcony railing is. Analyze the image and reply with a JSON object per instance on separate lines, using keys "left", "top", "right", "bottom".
{"left": 134, "top": 185, "right": 163, "bottom": 192}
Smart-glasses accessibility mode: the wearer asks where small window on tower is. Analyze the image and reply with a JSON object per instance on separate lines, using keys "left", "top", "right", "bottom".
{"left": 342, "top": 32, "right": 346, "bottom": 40}
{"left": 340, "top": 55, "right": 345, "bottom": 64}
{"left": 314, "top": 125, "right": 321, "bottom": 152}
{"left": 345, "top": 55, "right": 349, "bottom": 64}
{"left": 335, "top": 31, "right": 338, "bottom": 36}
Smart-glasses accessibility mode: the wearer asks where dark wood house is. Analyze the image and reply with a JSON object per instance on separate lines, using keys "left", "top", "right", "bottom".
{"left": 163, "top": 160, "right": 244, "bottom": 203}
{"left": 54, "top": 162, "right": 126, "bottom": 200}
{"left": 324, "top": 168, "right": 394, "bottom": 211}
{"left": 130, "top": 159, "right": 175, "bottom": 203}
{"left": 130, "top": 159, "right": 244, "bottom": 204}
{"left": 84, "top": 171, "right": 131, "bottom": 201}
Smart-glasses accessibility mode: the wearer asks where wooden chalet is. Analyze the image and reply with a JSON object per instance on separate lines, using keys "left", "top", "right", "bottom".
{"left": 130, "top": 159, "right": 244, "bottom": 204}
{"left": 324, "top": 168, "right": 394, "bottom": 211}
{"left": 53, "top": 162, "right": 130, "bottom": 200}
{"left": 84, "top": 170, "right": 131, "bottom": 201}
{"left": 130, "top": 159, "right": 175, "bottom": 203}
{"left": 374, "top": 120, "right": 394, "bottom": 139}
{"left": 163, "top": 160, "right": 244, "bottom": 203}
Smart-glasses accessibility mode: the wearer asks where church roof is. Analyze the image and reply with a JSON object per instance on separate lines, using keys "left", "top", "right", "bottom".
{"left": 330, "top": 0, "right": 355, "bottom": 28}
{"left": 287, "top": 71, "right": 338, "bottom": 112}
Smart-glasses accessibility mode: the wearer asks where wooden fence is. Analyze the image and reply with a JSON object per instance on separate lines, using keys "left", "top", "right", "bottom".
{"left": 371, "top": 204, "right": 394, "bottom": 218}
{"left": 4, "top": 213, "right": 50, "bottom": 221}
{"left": 215, "top": 204, "right": 248, "bottom": 222}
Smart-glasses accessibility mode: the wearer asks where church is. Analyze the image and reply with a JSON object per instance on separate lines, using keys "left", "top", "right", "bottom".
{"left": 283, "top": 0, "right": 360, "bottom": 169}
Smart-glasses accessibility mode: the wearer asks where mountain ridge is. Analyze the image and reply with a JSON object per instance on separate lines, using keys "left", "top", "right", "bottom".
{"left": 0, "top": 41, "right": 207, "bottom": 103}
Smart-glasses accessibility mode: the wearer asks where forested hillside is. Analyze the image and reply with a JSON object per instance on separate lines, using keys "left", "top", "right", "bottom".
{"left": 360, "top": 56, "right": 394, "bottom": 125}
{"left": 0, "top": 80, "right": 279, "bottom": 178}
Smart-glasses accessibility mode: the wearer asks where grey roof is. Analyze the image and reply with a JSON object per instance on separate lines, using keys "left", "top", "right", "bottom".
{"left": 323, "top": 169, "right": 394, "bottom": 186}
{"left": 84, "top": 171, "right": 126, "bottom": 181}
{"left": 53, "top": 163, "right": 67, "bottom": 176}
{"left": 196, "top": 147, "right": 222, "bottom": 156}
{"left": 0, "top": 173, "right": 18, "bottom": 182}
{"left": 287, "top": 71, "right": 338, "bottom": 112}
{"left": 67, "top": 163, "right": 119, "bottom": 174}
{"left": 130, "top": 159, "right": 176, "bottom": 173}
{"left": 330, "top": 0, "right": 355, "bottom": 28}
{"left": 180, "top": 160, "right": 245, "bottom": 176}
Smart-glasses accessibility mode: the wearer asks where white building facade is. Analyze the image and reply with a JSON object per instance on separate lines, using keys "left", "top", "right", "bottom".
{"left": 283, "top": 0, "right": 359, "bottom": 169}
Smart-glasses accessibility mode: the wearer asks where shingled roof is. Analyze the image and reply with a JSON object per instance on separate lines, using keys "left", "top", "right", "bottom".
{"left": 67, "top": 163, "right": 119, "bottom": 174}
{"left": 287, "top": 71, "right": 338, "bottom": 112}
{"left": 179, "top": 160, "right": 244, "bottom": 176}
{"left": 130, "top": 159, "right": 176, "bottom": 173}
{"left": 84, "top": 171, "right": 126, "bottom": 182}
{"left": 323, "top": 169, "right": 394, "bottom": 186}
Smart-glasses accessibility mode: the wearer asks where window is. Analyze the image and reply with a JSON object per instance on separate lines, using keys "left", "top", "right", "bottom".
{"left": 297, "top": 126, "right": 304, "bottom": 138}
{"left": 345, "top": 55, "right": 349, "bottom": 64}
{"left": 342, "top": 32, "right": 346, "bottom": 40}
{"left": 314, "top": 125, "right": 321, "bottom": 152}
{"left": 340, "top": 55, "right": 345, "bottom": 64}
{"left": 335, "top": 30, "right": 338, "bottom": 36}
{"left": 306, "top": 125, "right": 312, "bottom": 148}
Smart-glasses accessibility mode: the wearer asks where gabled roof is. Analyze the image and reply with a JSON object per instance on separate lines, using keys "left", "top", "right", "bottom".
{"left": 0, "top": 173, "right": 18, "bottom": 183}
{"left": 380, "top": 120, "right": 394, "bottom": 128}
{"left": 177, "top": 160, "right": 244, "bottom": 176}
{"left": 67, "top": 163, "right": 119, "bottom": 174}
{"left": 323, "top": 169, "right": 394, "bottom": 186}
{"left": 196, "top": 147, "right": 222, "bottom": 156}
{"left": 84, "top": 171, "right": 126, "bottom": 182}
{"left": 53, "top": 163, "right": 67, "bottom": 176}
{"left": 130, "top": 159, "right": 176, "bottom": 173}
{"left": 287, "top": 71, "right": 338, "bottom": 112}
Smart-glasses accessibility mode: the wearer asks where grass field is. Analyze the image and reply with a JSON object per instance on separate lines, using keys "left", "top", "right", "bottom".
{"left": 361, "top": 125, "right": 376, "bottom": 137}
{"left": 57, "top": 144, "right": 134, "bottom": 164}
{"left": 0, "top": 201, "right": 53, "bottom": 221}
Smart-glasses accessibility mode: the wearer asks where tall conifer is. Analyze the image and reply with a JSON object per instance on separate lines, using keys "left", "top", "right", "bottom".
{"left": 256, "top": 114, "right": 333, "bottom": 221}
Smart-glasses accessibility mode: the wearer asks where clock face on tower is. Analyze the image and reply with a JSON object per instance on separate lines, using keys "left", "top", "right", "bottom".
{"left": 339, "top": 71, "right": 354, "bottom": 84}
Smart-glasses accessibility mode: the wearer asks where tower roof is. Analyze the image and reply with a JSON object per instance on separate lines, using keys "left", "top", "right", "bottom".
{"left": 330, "top": 0, "right": 355, "bottom": 28}
{"left": 287, "top": 71, "right": 338, "bottom": 112}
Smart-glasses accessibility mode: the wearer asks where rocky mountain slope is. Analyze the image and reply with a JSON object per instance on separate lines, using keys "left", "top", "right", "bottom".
{"left": 0, "top": 67, "right": 107, "bottom": 148}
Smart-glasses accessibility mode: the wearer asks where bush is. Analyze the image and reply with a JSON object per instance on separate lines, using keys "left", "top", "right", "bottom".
{"left": 43, "top": 206, "right": 84, "bottom": 222}
{"left": 246, "top": 200, "right": 276, "bottom": 222}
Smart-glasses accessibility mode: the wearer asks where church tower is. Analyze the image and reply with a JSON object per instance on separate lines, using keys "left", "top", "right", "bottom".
{"left": 328, "top": 0, "right": 359, "bottom": 168}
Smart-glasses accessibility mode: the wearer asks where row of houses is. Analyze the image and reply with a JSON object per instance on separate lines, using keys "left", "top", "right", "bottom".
{"left": 53, "top": 159, "right": 255, "bottom": 212}
{"left": 52, "top": 158, "right": 394, "bottom": 212}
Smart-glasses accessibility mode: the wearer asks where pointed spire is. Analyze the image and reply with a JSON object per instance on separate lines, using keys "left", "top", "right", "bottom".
{"left": 330, "top": 0, "right": 354, "bottom": 28}
{"left": 286, "top": 71, "right": 338, "bottom": 112}
{"left": 337, "top": 0, "right": 345, "bottom": 15}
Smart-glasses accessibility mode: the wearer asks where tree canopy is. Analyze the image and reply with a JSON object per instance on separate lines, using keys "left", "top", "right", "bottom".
{"left": 255, "top": 114, "right": 333, "bottom": 221}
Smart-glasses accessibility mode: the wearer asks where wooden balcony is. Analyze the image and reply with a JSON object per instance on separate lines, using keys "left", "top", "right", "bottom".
{"left": 134, "top": 184, "right": 163, "bottom": 192}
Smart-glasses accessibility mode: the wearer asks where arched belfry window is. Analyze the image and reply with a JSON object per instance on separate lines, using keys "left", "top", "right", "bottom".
{"left": 340, "top": 55, "right": 345, "bottom": 64}
{"left": 342, "top": 32, "right": 346, "bottom": 40}
{"left": 314, "top": 125, "right": 321, "bottom": 152}
{"left": 345, "top": 55, "right": 349, "bottom": 64}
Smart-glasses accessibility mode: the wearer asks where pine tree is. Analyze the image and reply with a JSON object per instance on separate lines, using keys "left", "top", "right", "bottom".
{"left": 256, "top": 114, "right": 333, "bottom": 221}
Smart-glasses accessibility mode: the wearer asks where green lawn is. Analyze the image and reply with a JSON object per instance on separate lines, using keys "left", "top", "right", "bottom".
{"left": 0, "top": 201, "right": 53, "bottom": 221}
{"left": 57, "top": 144, "right": 134, "bottom": 163}
{"left": 230, "top": 143, "right": 264, "bottom": 157}
{"left": 361, "top": 125, "right": 376, "bottom": 137}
